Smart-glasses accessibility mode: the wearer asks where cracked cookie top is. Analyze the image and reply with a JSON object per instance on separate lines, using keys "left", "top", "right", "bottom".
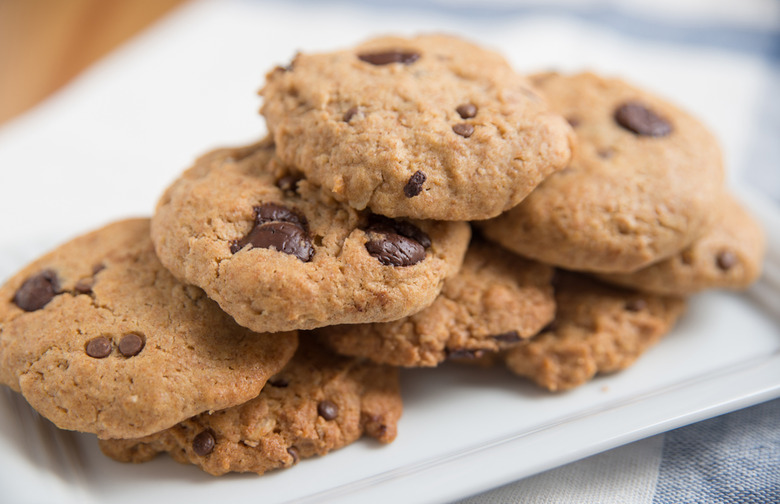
{"left": 0, "top": 219, "right": 298, "bottom": 439}
{"left": 98, "top": 337, "right": 402, "bottom": 476}
{"left": 315, "top": 240, "right": 555, "bottom": 367}
{"left": 478, "top": 72, "right": 725, "bottom": 273}
{"left": 151, "top": 138, "right": 470, "bottom": 333}
{"left": 260, "top": 34, "right": 574, "bottom": 220}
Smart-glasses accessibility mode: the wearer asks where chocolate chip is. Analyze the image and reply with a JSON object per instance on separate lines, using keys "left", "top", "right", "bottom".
{"left": 366, "top": 215, "right": 431, "bottom": 249}
{"left": 235, "top": 222, "right": 314, "bottom": 262}
{"left": 614, "top": 102, "right": 672, "bottom": 137}
{"left": 403, "top": 171, "right": 426, "bottom": 198}
{"left": 357, "top": 50, "right": 420, "bottom": 66}
{"left": 625, "top": 299, "right": 647, "bottom": 312}
{"left": 119, "top": 333, "right": 144, "bottom": 357}
{"left": 287, "top": 447, "right": 299, "bottom": 465}
{"left": 541, "top": 320, "right": 559, "bottom": 333}
{"left": 269, "top": 377, "right": 289, "bottom": 388}
{"left": 452, "top": 123, "right": 475, "bottom": 138}
{"left": 343, "top": 106, "right": 359, "bottom": 122}
{"left": 493, "top": 331, "right": 521, "bottom": 343}
{"left": 192, "top": 430, "right": 215, "bottom": 456}
{"left": 365, "top": 233, "right": 426, "bottom": 266}
{"left": 716, "top": 250, "right": 738, "bottom": 270}
{"left": 456, "top": 103, "right": 477, "bottom": 119}
{"left": 448, "top": 349, "right": 483, "bottom": 360}
{"left": 85, "top": 337, "right": 112, "bottom": 359}
{"left": 13, "top": 270, "right": 59, "bottom": 312}
{"left": 231, "top": 204, "right": 314, "bottom": 261}
{"left": 317, "top": 400, "right": 339, "bottom": 420}
{"left": 255, "top": 202, "right": 305, "bottom": 227}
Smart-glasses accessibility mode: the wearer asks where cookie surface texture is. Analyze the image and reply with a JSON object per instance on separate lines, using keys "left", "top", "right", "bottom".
{"left": 597, "top": 193, "right": 765, "bottom": 294}
{"left": 504, "top": 272, "right": 686, "bottom": 391}
{"left": 151, "top": 139, "right": 470, "bottom": 332}
{"left": 99, "top": 337, "right": 402, "bottom": 476}
{"left": 479, "top": 72, "right": 724, "bottom": 273}
{"left": 260, "top": 34, "right": 573, "bottom": 220}
{"left": 0, "top": 219, "right": 298, "bottom": 439}
{"left": 316, "top": 240, "right": 556, "bottom": 367}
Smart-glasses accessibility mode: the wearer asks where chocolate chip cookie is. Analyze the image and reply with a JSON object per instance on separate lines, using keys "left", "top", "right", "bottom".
{"left": 260, "top": 34, "right": 574, "bottom": 220}
{"left": 151, "top": 138, "right": 470, "bottom": 333}
{"left": 597, "top": 193, "right": 765, "bottom": 294}
{"left": 504, "top": 272, "right": 686, "bottom": 391}
{"left": 0, "top": 219, "right": 298, "bottom": 439}
{"left": 315, "top": 240, "right": 555, "bottom": 367}
{"left": 98, "top": 337, "right": 402, "bottom": 476}
{"left": 478, "top": 72, "right": 724, "bottom": 273}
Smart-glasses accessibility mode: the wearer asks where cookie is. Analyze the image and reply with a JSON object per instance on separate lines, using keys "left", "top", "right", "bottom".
{"left": 0, "top": 219, "right": 298, "bottom": 439}
{"left": 503, "top": 272, "right": 686, "bottom": 391}
{"left": 98, "top": 337, "right": 402, "bottom": 476}
{"left": 597, "top": 193, "right": 765, "bottom": 294}
{"left": 478, "top": 72, "right": 724, "bottom": 273}
{"left": 260, "top": 34, "right": 574, "bottom": 220}
{"left": 315, "top": 240, "right": 555, "bottom": 367}
{"left": 151, "top": 138, "right": 470, "bottom": 333}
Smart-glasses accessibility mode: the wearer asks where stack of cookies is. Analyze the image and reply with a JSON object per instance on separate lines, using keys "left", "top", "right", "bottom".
{"left": 0, "top": 34, "right": 765, "bottom": 477}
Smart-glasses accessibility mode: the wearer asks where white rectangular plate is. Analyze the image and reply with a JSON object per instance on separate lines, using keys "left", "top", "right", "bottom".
{"left": 1, "top": 186, "right": 778, "bottom": 504}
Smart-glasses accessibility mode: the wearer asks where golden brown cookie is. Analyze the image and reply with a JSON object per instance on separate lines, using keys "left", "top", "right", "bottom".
{"left": 0, "top": 219, "right": 298, "bottom": 439}
{"left": 504, "top": 272, "right": 686, "bottom": 391}
{"left": 260, "top": 34, "right": 573, "bottom": 220}
{"left": 597, "top": 193, "right": 765, "bottom": 294}
{"left": 151, "top": 138, "right": 470, "bottom": 333}
{"left": 478, "top": 72, "right": 724, "bottom": 273}
{"left": 98, "top": 338, "right": 402, "bottom": 476}
{"left": 315, "top": 240, "right": 555, "bottom": 366}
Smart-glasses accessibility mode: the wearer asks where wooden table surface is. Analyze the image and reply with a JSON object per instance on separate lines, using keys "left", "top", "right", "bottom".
{"left": 0, "top": 0, "right": 188, "bottom": 125}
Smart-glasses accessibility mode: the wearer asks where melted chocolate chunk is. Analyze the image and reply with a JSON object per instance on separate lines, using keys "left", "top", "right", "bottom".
{"left": 192, "top": 430, "right": 215, "bottom": 456}
{"left": 493, "top": 331, "right": 521, "bottom": 343}
{"left": 452, "top": 123, "right": 474, "bottom": 138}
{"left": 231, "top": 204, "right": 313, "bottom": 261}
{"left": 625, "top": 299, "right": 647, "bottom": 312}
{"left": 614, "top": 102, "right": 672, "bottom": 137}
{"left": 255, "top": 202, "right": 305, "bottom": 226}
{"left": 357, "top": 50, "right": 420, "bottom": 66}
{"left": 367, "top": 215, "right": 431, "bottom": 248}
{"left": 343, "top": 106, "right": 359, "bottom": 122}
{"left": 86, "top": 337, "right": 112, "bottom": 359}
{"left": 119, "top": 334, "right": 144, "bottom": 357}
{"left": 317, "top": 400, "right": 339, "bottom": 420}
{"left": 13, "top": 270, "right": 60, "bottom": 312}
{"left": 456, "top": 103, "right": 477, "bottom": 119}
{"left": 287, "top": 447, "right": 299, "bottom": 465}
{"left": 365, "top": 234, "right": 426, "bottom": 266}
{"left": 403, "top": 170, "right": 426, "bottom": 198}
{"left": 716, "top": 250, "right": 738, "bottom": 271}
{"left": 233, "top": 222, "right": 314, "bottom": 262}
